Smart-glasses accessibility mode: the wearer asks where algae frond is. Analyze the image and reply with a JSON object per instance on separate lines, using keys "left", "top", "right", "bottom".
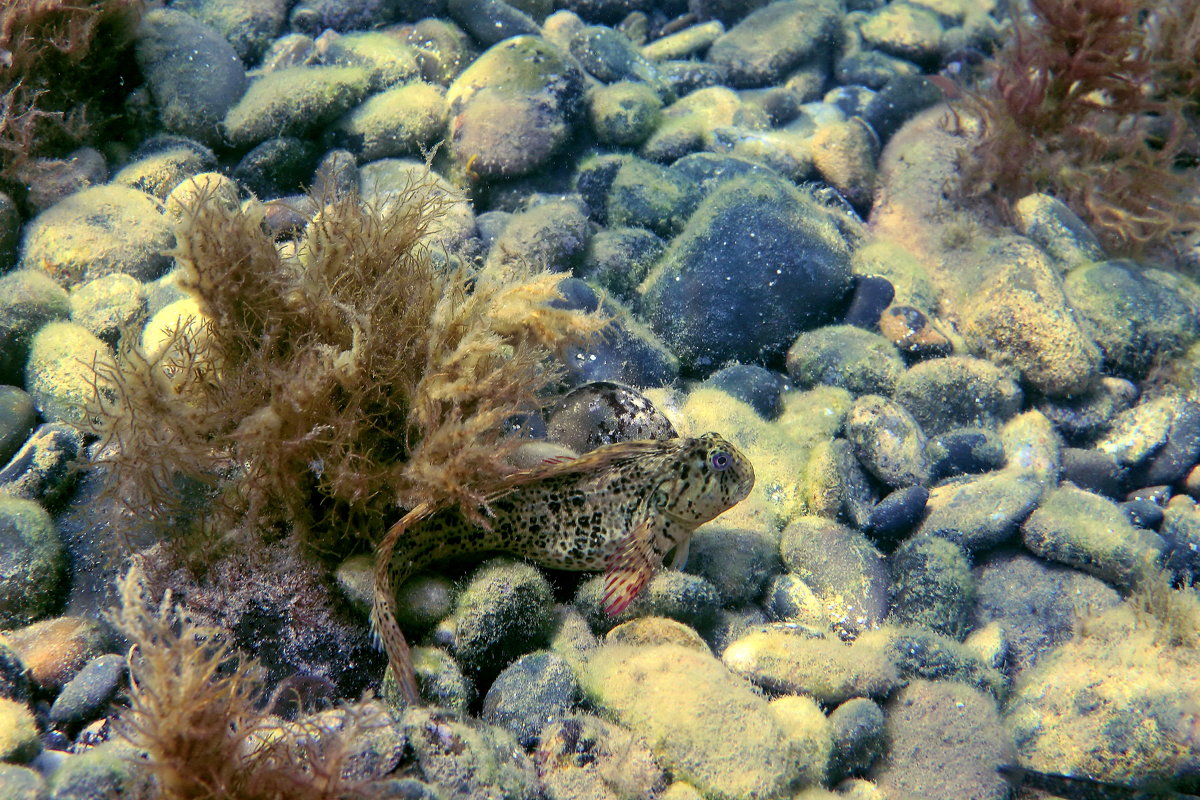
{"left": 85, "top": 170, "right": 607, "bottom": 564}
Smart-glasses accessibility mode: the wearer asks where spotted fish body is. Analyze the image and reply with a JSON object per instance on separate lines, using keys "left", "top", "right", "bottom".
{"left": 372, "top": 432, "right": 755, "bottom": 704}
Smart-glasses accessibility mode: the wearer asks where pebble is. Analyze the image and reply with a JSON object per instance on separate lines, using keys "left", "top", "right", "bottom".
{"left": 329, "top": 81, "right": 447, "bottom": 162}
{"left": 447, "top": 0, "right": 541, "bottom": 46}
{"left": 1022, "top": 484, "right": 1166, "bottom": 588}
{"left": 20, "top": 186, "right": 174, "bottom": 288}
{"left": 883, "top": 626, "right": 1005, "bottom": 699}
{"left": 67, "top": 273, "right": 147, "bottom": 347}
{"left": 0, "top": 423, "right": 82, "bottom": 507}
{"left": 1160, "top": 501, "right": 1200, "bottom": 583}
{"left": 1036, "top": 376, "right": 1137, "bottom": 444}
{"left": 1095, "top": 394, "right": 1181, "bottom": 469}
{"left": 22, "top": 148, "right": 109, "bottom": 214}
{"left": 707, "top": 0, "right": 842, "bottom": 88}
{"left": 874, "top": 680, "right": 1011, "bottom": 800}
{"left": 545, "top": 380, "right": 676, "bottom": 453}
{"left": 858, "top": 2, "right": 945, "bottom": 64}
{"left": 0, "top": 497, "right": 65, "bottom": 629}
{"left": 0, "top": 272, "right": 70, "bottom": 386}
{"left": 535, "top": 713, "right": 666, "bottom": 800}
{"left": 684, "top": 524, "right": 781, "bottom": 607}
{"left": 485, "top": 197, "right": 590, "bottom": 273}
{"left": 1011, "top": 192, "right": 1105, "bottom": 268}
{"left": 606, "top": 616, "right": 709, "bottom": 651}
{"left": 401, "top": 707, "right": 539, "bottom": 799}
{"left": 0, "top": 639, "right": 31, "bottom": 704}
{"left": 385, "top": 646, "right": 474, "bottom": 715}
{"left": 723, "top": 628, "right": 900, "bottom": 704}
{"left": 877, "top": 304, "right": 953, "bottom": 358}
{"left": 1121, "top": 496, "right": 1165, "bottom": 531}
{"left": 134, "top": 9, "right": 247, "bottom": 147}
{"left": 0, "top": 763, "right": 46, "bottom": 800}
{"left": 605, "top": 157, "right": 701, "bottom": 238}
{"left": 641, "top": 86, "right": 768, "bottom": 167}
{"left": 893, "top": 355, "right": 1023, "bottom": 436}
{"left": 0, "top": 387, "right": 36, "bottom": 467}
{"left": 887, "top": 535, "right": 974, "bottom": 640}
{"left": 171, "top": 0, "right": 288, "bottom": 64}
{"left": 841, "top": 275, "right": 895, "bottom": 330}
{"left": 450, "top": 559, "right": 555, "bottom": 683}
{"left": 698, "top": 364, "right": 785, "bottom": 420}
{"left": 584, "top": 642, "right": 804, "bottom": 799}
{"left": 1060, "top": 447, "right": 1124, "bottom": 498}
{"left": 999, "top": 409, "right": 1061, "bottom": 481}
{"left": 641, "top": 20, "right": 724, "bottom": 61}
{"left": 1, "top": 616, "right": 112, "bottom": 693}
{"left": 0, "top": 697, "right": 40, "bottom": 763}
{"left": 787, "top": 325, "right": 905, "bottom": 397}
{"left": 926, "top": 427, "right": 1005, "bottom": 482}
{"left": 768, "top": 693, "right": 833, "bottom": 787}
{"left": 917, "top": 470, "right": 1043, "bottom": 552}
{"left": 972, "top": 551, "right": 1119, "bottom": 675}
{"left": 569, "top": 24, "right": 666, "bottom": 90}
{"left": 110, "top": 141, "right": 217, "bottom": 200}
{"left": 810, "top": 118, "right": 878, "bottom": 209}
{"left": 827, "top": 697, "right": 886, "bottom": 781}
{"left": 864, "top": 484, "right": 929, "bottom": 548}
{"left": 481, "top": 651, "right": 579, "bottom": 747}
{"left": 576, "top": 226, "right": 665, "bottom": 301}
{"left": 1130, "top": 399, "right": 1200, "bottom": 487}
{"left": 804, "top": 437, "right": 878, "bottom": 529}
{"left": 289, "top": 0, "right": 403, "bottom": 34}
{"left": 844, "top": 394, "right": 930, "bottom": 488}
{"left": 46, "top": 741, "right": 152, "bottom": 799}
{"left": 221, "top": 66, "right": 371, "bottom": 147}
{"left": 1064, "top": 260, "right": 1200, "bottom": 378}
{"left": 316, "top": 30, "right": 420, "bottom": 89}
{"left": 48, "top": 654, "right": 127, "bottom": 727}
{"left": 232, "top": 137, "right": 319, "bottom": 198}
{"left": 23, "top": 322, "right": 114, "bottom": 426}
{"left": 575, "top": 570, "right": 722, "bottom": 635}
{"left": 779, "top": 516, "right": 888, "bottom": 636}
{"left": 861, "top": 74, "right": 947, "bottom": 142}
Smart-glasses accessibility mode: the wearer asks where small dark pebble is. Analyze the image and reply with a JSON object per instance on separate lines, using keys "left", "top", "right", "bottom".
{"left": 1160, "top": 505, "right": 1200, "bottom": 583}
{"left": 546, "top": 381, "right": 675, "bottom": 454}
{"left": 1129, "top": 401, "right": 1200, "bottom": 488}
{"left": 267, "top": 672, "right": 337, "bottom": 719}
{"left": 481, "top": 651, "right": 579, "bottom": 748}
{"left": 447, "top": 0, "right": 540, "bottom": 46}
{"left": 312, "top": 148, "right": 359, "bottom": 199}
{"left": 0, "top": 640, "right": 31, "bottom": 703}
{"left": 0, "top": 423, "right": 83, "bottom": 507}
{"left": 865, "top": 485, "right": 929, "bottom": 549}
{"left": 842, "top": 275, "right": 894, "bottom": 330}
{"left": 1061, "top": 448, "right": 1124, "bottom": 499}
{"left": 927, "top": 428, "right": 1005, "bottom": 483}
{"left": 0, "top": 386, "right": 36, "bottom": 466}
{"left": 233, "top": 136, "right": 319, "bottom": 198}
{"left": 1120, "top": 498, "right": 1164, "bottom": 531}
{"left": 700, "top": 364, "right": 785, "bottom": 419}
{"left": 862, "top": 74, "right": 947, "bottom": 143}
{"left": 42, "top": 729, "right": 70, "bottom": 751}
{"left": 49, "top": 654, "right": 127, "bottom": 727}
{"left": 1035, "top": 377, "right": 1137, "bottom": 445}
{"left": 828, "top": 697, "right": 886, "bottom": 780}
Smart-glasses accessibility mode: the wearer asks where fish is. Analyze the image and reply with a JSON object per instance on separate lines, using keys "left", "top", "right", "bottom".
{"left": 999, "top": 765, "right": 1200, "bottom": 799}
{"left": 371, "top": 432, "right": 755, "bottom": 704}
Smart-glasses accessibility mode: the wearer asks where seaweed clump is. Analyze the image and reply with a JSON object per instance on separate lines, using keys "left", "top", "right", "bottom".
{"left": 0, "top": 0, "right": 144, "bottom": 204}
{"left": 959, "top": 0, "right": 1200, "bottom": 252}
{"left": 112, "top": 564, "right": 401, "bottom": 800}
{"left": 85, "top": 172, "right": 607, "bottom": 563}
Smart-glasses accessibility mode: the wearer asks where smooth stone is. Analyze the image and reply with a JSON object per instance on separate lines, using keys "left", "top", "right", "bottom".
{"left": 68, "top": 274, "right": 147, "bottom": 347}
{"left": 0, "top": 387, "right": 36, "bottom": 467}
{"left": 20, "top": 186, "right": 174, "bottom": 288}
{"left": 1012, "top": 192, "right": 1105, "bottom": 268}
{"left": 707, "top": 0, "right": 842, "bottom": 88}
{"left": 1060, "top": 448, "right": 1124, "bottom": 499}
{"left": 845, "top": 394, "right": 929, "bottom": 488}
{"left": 606, "top": 616, "right": 709, "bottom": 651}
{"left": 48, "top": 654, "right": 127, "bottom": 726}
{"left": 481, "top": 651, "right": 579, "bottom": 747}
{"left": 316, "top": 30, "right": 420, "bottom": 89}
{"left": 447, "top": 0, "right": 540, "bottom": 45}
{"left": 883, "top": 626, "right": 1006, "bottom": 699}
{"left": 699, "top": 364, "right": 786, "bottom": 420}
{"left": 0, "top": 423, "right": 82, "bottom": 507}
{"left": 329, "top": 82, "right": 447, "bottom": 162}
{"left": 888, "top": 535, "right": 975, "bottom": 640}
{"left": 827, "top": 697, "right": 886, "bottom": 781}
{"left": 864, "top": 485, "right": 929, "bottom": 548}
{"left": 861, "top": 75, "right": 946, "bottom": 142}
{"left": 1022, "top": 485, "right": 1166, "bottom": 588}
{"left": 23, "top": 322, "right": 114, "bottom": 425}
{"left": 0, "top": 763, "right": 46, "bottom": 800}
{"left": 134, "top": 8, "right": 247, "bottom": 146}
{"left": 894, "top": 356, "right": 1023, "bottom": 436}
{"left": 231, "top": 137, "right": 319, "bottom": 198}
{"left": 0, "top": 497, "right": 65, "bottom": 629}
{"left": 535, "top": 713, "right": 666, "bottom": 800}
{"left": 485, "top": 197, "right": 590, "bottom": 274}
{"left": 450, "top": 559, "right": 555, "bottom": 682}
{"left": 584, "top": 642, "right": 803, "bottom": 799}
{"left": 1000, "top": 409, "right": 1062, "bottom": 482}
{"left": 1096, "top": 395, "right": 1181, "bottom": 469}
{"left": 0, "top": 616, "right": 111, "bottom": 692}
{"left": 917, "top": 470, "right": 1044, "bottom": 553}
{"left": 171, "top": 0, "right": 288, "bottom": 63}
{"left": 577, "top": 226, "right": 665, "bottom": 301}
{"left": 859, "top": 2, "right": 945, "bottom": 63}
{"left": 0, "top": 640, "right": 31, "bottom": 703}
{"left": 221, "top": 66, "right": 371, "bottom": 147}
{"left": 1036, "top": 376, "right": 1137, "bottom": 444}
{"left": 545, "top": 380, "right": 676, "bottom": 454}
{"left": 0, "top": 272, "right": 70, "bottom": 385}
{"left": 288, "top": 0, "right": 406, "bottom": 33}
{"left": 606, "top": 158, "right": 700, "bottom": 238}
{"left": 787, "top": 325, "right": 905, "bottom": 397}
{"left": 779, "top": 516, "right": 888, "bottom": 637}
{"left": 926, "top": 427, "right": 1005, "bottom": 483}
{"left": 841, "top": 274, "right": 895, "bottom": 329}
{"left": 684, "top": 524, "right": 781, "bottom": 607}
{"left": 574, "top": 570, "right": 722, "bottom": 635}
{"left": 804, "top": 437, "right": 878, "bottom": 530}
{"left": 0, "top": 698, "right": 39, "bottom": 763}
{"left": 589, "top": 81, "right": 663, "bottom": 146}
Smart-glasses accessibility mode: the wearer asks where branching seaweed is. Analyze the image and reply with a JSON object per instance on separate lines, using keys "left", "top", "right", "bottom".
{"left": 84, "top": 170, "right": 607, "bottom": 562}
{"left": 112, "top": 564, "right": 400, "bottom": 800}
{"left": 959, "top": 0, "right": 1200, "bottom": 252}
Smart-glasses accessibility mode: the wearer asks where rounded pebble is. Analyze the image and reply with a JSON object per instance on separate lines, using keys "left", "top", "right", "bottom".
{"left": 893, "top": 356, "right": 1023, "bottom": 436}
{"left": 481, "top": 650, "right": 579, "bottom": 747}
{"left": 844, "top": 394, "right": 929, "bottom": 488}
{"left": 48, "top": 654, "right": 127, "bottom": 727}
{"left": 545, "top": 381, "right": 676, "bottom": 453}
{"left": 451, "top": 558, "right": 555, "bottom": 682}
{"left": 0, "top": 497, "right": 65, "bottom": 629}
{"left": 787, "top": 325, "right": 905, "bottom": 397}
{"left": 0, "top": 387, "right": 36, "bottom": 467}
{"left": 0, "top": 423, "right": 82, "bottom": 507}
{"left": 887, "top": 535, "right": 975, "bottom": 640}
{"left": 23, "top": 322, "right": 114, "bottom": 425}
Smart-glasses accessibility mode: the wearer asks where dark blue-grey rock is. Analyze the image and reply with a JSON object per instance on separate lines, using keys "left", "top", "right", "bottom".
{"left": 0, "top": 497, "right": 65, "bottom": 628}
{"left": 485, "top": 197, "right": 590, "bottom": 274}
{"left": 862, "top": 75, "right": 947, "bottom": 143}
{"left": 0, "top": 640, "right": 31, "bottom": 704}
{"left": 893, "top": 356, "right": 1023, "bottom": 436}
{"left": 700, "top": 364, "right": 785, "bottom": 419}
{"left": 836, "top": 50, "right": 919, "bottom": 90}
{"left": 570, "top": 25, "right": 666, "bottom": 91}
{"left": 1161, "top": 504, "right": 1200, "bottom": 583}
{"left": 1131, "top": 400, "right": 1200, "bottom": 487}
{"left": 448, "top": 0, "right": 540, "bottom": 46}
{"left": 888, "top": 535, "right": 974, "bottom": 640}
{"left": 842, "top": 275, "right": 895, "bottom": 329}
{"left": 828, "top": 697, "right": 886, "bottom": 780}
{"left": 1012, "top": 192, "right": 1105, "bottom": 269}
{"left": 289, "top": 0, "right": 410, "bottom": 33}
{"left": 1060, "top": 447, "right": 1124, "bottom": 499}
{"left": 971, "top": 551, "right": 1120, "bottom": 673}
{"left": 451, "top": 559, "right": 556, "bottom": 682}
{"left": 1036, "top": 376, "right": 1137, "bottom": 445}
{"left": 606, "top": 158, "right": 701, "bottom": 238}
{"left": 135, "top": 9, "right": 247, "bottom": 146}
{"left": 545, "top": 380, "right": 675, "bottom": 454}
{"left": 927, "top": 428, "right": 1005, "bottom": 483}
{"left": 48, "top": 654, "right": 127, "bottom": 727}
{"left": 482, "top": 651, "right": 579, "bottom": 747}
{"left": 575, "top": 570, "right": 722, "bottom": 634}
{"left": 684, "top": 524, "right": 781, "bottom": 607}
{"left": 171, "top": 0, "right": 288, "bottom": 64}
{"left": 554, "top": 280, "right": 680, "bottom": 387}
{"left": 638, "top": 174, "right": 853, "bottom": 374}
{"left": 232, "top": 137, "right": 319, "bottom": 198}
{"left": 865, "top": 485, "right": 928, "bottom": 548}
{"left": 1122, "top": 497, "right": 1164, "bottom": 531}
{"left": 0, "top": 423, "right": 82, "bottom": 507}
{"left": 0, "top": 387, "right": 36, "bottom": 467}
{"left": 0, "top": 192, "right": 17, "bottom": 271}
{"left": 707, "top": 0, "right": 841, "bottom": 88}
{"left": 577, "top": 227, "right": 665, "bottom": 301}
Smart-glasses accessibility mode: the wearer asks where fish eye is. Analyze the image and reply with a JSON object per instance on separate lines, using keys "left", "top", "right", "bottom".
{"left": 709, "top": 450, "right": 731, "bottom": 471}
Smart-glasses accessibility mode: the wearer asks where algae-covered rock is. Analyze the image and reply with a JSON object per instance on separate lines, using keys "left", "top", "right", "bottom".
{"left": 171, "top": 0, "right": 287, "bottom": 63}
{"left": 24, "top": 321, "right": 114, "bottom": 425}
{"left": 787, "top": 325, "right": 905, "bottom": 397}
{"left": 575, "top": 570, "right": 722, "bottom": 634}
{"left": 999, "top": 409, "right": 1062, "bottom": 481}
{"left": 803, "top": 437, "right": 877, "bottom": 528}
{"left": 893, "top": 356, "right": 1023, "bottom": 435}
{"left": 916, "top": 470, "right": 1043, "bottom": 553}
{"left": 48, "top": 741, "right": 152, "bottom": 800}
{"left": 534, "top": 713, "right": 666, "bottom": 800}
{"left": 828, "top": 697, "right": 886, "bottom": 781}
{"left": 768, "top": 694, "right": 833, "bottom": 788}
{"left": 319, "top": 30, "right": 420, "bottom": 89}
{"left": 1022, "top": 485, "right": 1165, "bottom": 588}
{"left": 482, "top": 650, "right": 578, "bottom": 747}
{"left": 451, "top": 558, "right": 555, "bottom": 681}
{"left": 844, "top": 394, "right": 929, "bottom": 488}
{"left": 0, "top": 763, "right": 45, "bottom": 800}
{"left": 583, "top": 642, "right": 801, "bottom": 799}
{"left": 0, "top": 697, "right": 39, "bottom": 763}
{"left": 69, "top": 273, "right": 147, "bottom": 346}
{"left": 707, "top": 0, "right": 841, "bottom": 87}
{"left": 402, "top": 707, "right": 539, "bottom": 800}
{"left": 0, "top": 616, "right": 111, "bottom": 692}
{"left": 0, "top": 271, "right": 70, "bottom": 384}
{"left": 589, "top": 81, "right": 663, "bottom": 146}
{"left": 963, "top": 237, "right": 1101, "bottom": 396}
{"left": 20, "top": 185, "right": 174, "bottom": 288}
{"left": 779, "top": 516, "right": 889, "bottom": 637}
{"left": 723, "top": 628, "right": 900, "bottom": 705}
{"left": 888, "top": 536, "right": 974, "bottom": 640}
{"left": 605, "top": 616, "right": 709, "bottom": 651}
{"left": 606, "top": 158, "right": 700, "bottom": 238}
{"left": 874, "top": 680, "right": 1012, "bottom": 800}
{"left": 383, "top": 645, "right": 474, "bottom": 716}
{"left": 638, "top": 173, "right": 853, "bottom": 374}
{"left": 222, "top": 66, "right": 371, "bottom": 147}
{"left": 0, "top": 497, "right": 64, "bottom": 629}
{"left": 684, "top": 524, "right": 781, "bottom": 607}
{"left": 0, "top": 387, "right": 37, "bottom": 475}
{"left": 882, "top": 626, "right": 1007, "bottom": 699}
{"left": 810, "top": 118, "right": 877, "bottom": 209}
{"left": 1011, "top": 192, "right": 1105, "bottom": 268}
{"left": 330, "top": 81, "right": 447, "bottom": 161}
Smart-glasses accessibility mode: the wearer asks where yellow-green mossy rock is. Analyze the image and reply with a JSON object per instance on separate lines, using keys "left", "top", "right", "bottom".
{"left": 23, "top": 322, "right": 115, "bottom": 425}
{"left": 722, "top": 629, "right": 899, "bottom": 706}
{"left": 20, "top": 186, "right": 174, "bottom": 288}
{"left": 222, "top": 66, "right": 371, "bottom": 147}
{"left": 767, "top": 695, "right": 832, "bottom": 787}
{"left": 0, "top": 698, "right": 39, "bottom": 763}
{"left": 582, "top": 643, "right": 800, "bottom": 800}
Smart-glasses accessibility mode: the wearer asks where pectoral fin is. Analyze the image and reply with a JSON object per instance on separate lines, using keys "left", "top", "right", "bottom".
{"left": 603, "top": 517, "right": 657, "bottom": 616}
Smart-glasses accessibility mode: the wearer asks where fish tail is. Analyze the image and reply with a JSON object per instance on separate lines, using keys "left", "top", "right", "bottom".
{"left": 372, "top": 501, "right": 437, "bottom": 706}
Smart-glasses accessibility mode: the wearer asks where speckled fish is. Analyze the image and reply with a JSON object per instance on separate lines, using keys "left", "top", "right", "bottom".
{"left": 371, "top": 432, "right": 755, "bottom": 704}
